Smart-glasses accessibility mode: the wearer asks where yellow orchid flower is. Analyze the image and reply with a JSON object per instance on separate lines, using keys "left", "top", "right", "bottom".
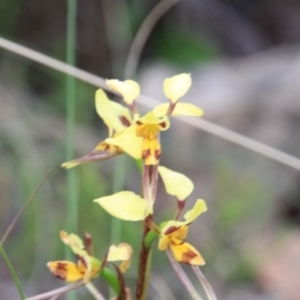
{"left": 47, "top": 231, "right": 101, "bottom": 283}
{"left": 104, "top": 74, "right": 202, "bottom": 165}
{"left": 135, "top": 112, "right": 169, "bottom": 165}
{"left": 158, "top": 200, "right": 207, "bottom": 266}
{"left": 104, "top": 111, "right": 170, "bottom": 165}
{"left": 94, "top": 191, "right": 152, "bottom": 221}
{"left": 47, "top": 231, "right": 133, "bottom": 282}
{"left": 62, "top": 74, "right": 203, "bottom": 168}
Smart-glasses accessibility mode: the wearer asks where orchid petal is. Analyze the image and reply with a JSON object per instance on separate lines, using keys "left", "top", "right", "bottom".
{"left": 160, "top": 200, "right": 207, "bottom": 235}
{"left": 107, "top": 243, "right": 133, "bottom": 273}
{"left": 163, "top": 73, "right": 191, "bottom": 103}
{"left": 47, "top": 261, "right": 84, "bottom": 282}
{"left": 158, "top": 166, "right": 194, "bottom": 200}
{"left": 106, "top": 79, "right": 140, "bottom": 104}
{"left": 95, "top": 89, "right": 132, "bottom": 137}
{"left": 158, "top": 235, "right": 169, "bottom": 251}
{"left": 94, "top": 191, "right": 151, "bottom": 221}
{"left": 137, "top": 111, "right": 169, "bottom": 130}
{"left": 170, "top": 239, "right": 205, "bottom": 266}
{"left": 105, "top": 125, "right": 143, "bottom": 159}
{"left": 60, "top": 231, "right": 87, "bottom": 257}
{"left": 183, "top": 199, "right": 207, "bottom": 223}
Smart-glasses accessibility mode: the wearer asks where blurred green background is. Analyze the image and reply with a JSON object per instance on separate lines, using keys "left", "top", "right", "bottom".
{"left": 1, "top": 1, "right": 300, "bottom": 299}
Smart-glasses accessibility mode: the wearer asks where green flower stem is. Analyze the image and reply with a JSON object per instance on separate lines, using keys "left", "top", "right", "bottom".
{"left": 65, "top": 1, "right": 77, "bottom": 300}
{"left": 135, "top": 223, "right": 152, "bottom": 300}
{"left": 144, "top": 230, "right": 159, "bottom": 249}
{"left": 134, "top": 158, "right": 143, "bottom": 174}
{"left": 65, "top": 0, "right": 77, "bottom": 230}
{"left": 0, "top": 243, "right": 25, "bottom": 300}
{"left": 101, "top": 267, "right": 120, "bottom": 295}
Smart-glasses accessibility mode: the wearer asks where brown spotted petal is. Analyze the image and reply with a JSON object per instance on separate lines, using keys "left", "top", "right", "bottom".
{"left": 95, "top": 89, "right": 132, "bottom": 137}
{"left": 170, "top": 238, "right": 205, "bottom": 266}
{"left": 47, "top": 261, "right": 84, "bottom": 282}
{"left": 61, "top": 141, "right": 122, "bottom": 169}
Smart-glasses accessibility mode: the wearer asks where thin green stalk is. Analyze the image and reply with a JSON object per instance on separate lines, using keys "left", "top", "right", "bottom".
{"left": 65, "top": 1, "right": 77, "bottom": 300}
{"left": 101, "top": 267, "right": 120, "bottom": 295}
{"left": 1, "top": 168, "right": 52, "bottom": 245}
{"left": 0, "top": 243, "right": 25, "bottom": 300}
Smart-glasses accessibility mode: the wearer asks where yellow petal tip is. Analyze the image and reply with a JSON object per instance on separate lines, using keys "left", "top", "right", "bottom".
{"left": 163, "top": 73, "right": 192, "bottom": 103}
{"left": 106, "top": 79, "right": 140, "bottom": 104}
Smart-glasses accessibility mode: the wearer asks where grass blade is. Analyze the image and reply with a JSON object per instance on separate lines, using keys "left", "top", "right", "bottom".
{"left": 65, "top": 1, "right": 78, "bottom": 300}
{"left": 1, "top": 168, "right": 52, "bottom": 245}
{"left": 0, "top": 243, "right": 25, "bottom": 300}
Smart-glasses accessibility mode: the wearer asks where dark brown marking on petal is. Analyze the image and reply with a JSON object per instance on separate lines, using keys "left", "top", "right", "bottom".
{"left": 154, "top": 149, "right": 161, "bottom": 159}
{"left": 182, "top": 249, "right": 198, "bottom": 264}
{"left": 136, "top": 120, "right": 142, "bottom": 125}
{"left": 55, "top": 262, "right": 68, "bottom": 280}
{"left": 101, "top": 144, "right": 109, "bottom": 151}
{"left": 159, "top": 121, "right": 166, "bottom": 128}
{"left": 164, "top": 226, "right": 180, "bottom": 235}
{"left": 84, "top": 231, "right": 93, "bottom": 256}
{"left": 142, "top": 149, "right": 150, "bottom": 160}
{"left": 119, "top": 116, "right": 131, "bottom": 127}
{"left": 55, "top": 273, "right": 66, "bottom": 280}
{"left": 57, "top": 262, "right": 68, "bottom": 271}
{"left": 77, "top": 256, "right": 88, "bottom": 269}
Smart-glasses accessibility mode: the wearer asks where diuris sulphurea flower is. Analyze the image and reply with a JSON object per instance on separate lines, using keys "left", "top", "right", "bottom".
{"left": 158, "top": 199, "right": 207, "bottom": 266}
{"left": 62, "top": 73, "right": 203, "bottom": 168}
{"left": 105, "top": 73, "right": 203, "bottom": 166}
{"left": 47, "top": 231, "right": 132, "bottom": 283}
